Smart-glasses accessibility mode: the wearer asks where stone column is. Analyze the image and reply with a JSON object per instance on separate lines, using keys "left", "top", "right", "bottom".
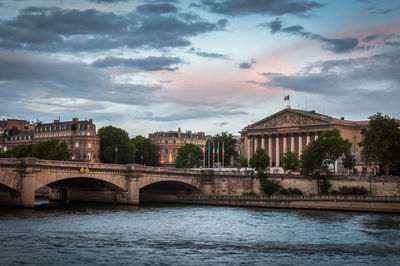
{"left": 276, "top": 135, "right": 280, "bottom": 167}
{"left": 261, "top": 135, "right": 265, "bottom": 150}
{"left": 268, "top": 136, "right": 272, "bottom": 165}
{"left": 127, "top": 176, "right": 139, "bottom": 205}
{"left": 291, "top": 135, "right": 294, "bottom": 152}
{"left": 283, "top": 135, "right": 287, "bottom": 154}
{"left": 306, "top": 134, "right": 311, "bottom": 145}
{"left": 298, "top": 134, "right": 302, "bottom": 155}
{"left": 254, "top": 136, "right": 258, "bottom": 152}
{"left": 247, "top": 136, "right": 251, "bottom": 164}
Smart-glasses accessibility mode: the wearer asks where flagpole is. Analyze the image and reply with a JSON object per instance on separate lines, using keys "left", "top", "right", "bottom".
{"left": 203, "top": 147, "right": 205, "bottom": 168}
{"left": 222, "top": 142, "right": 225, "bottom": 168}
{"left": 212, "top": 142, "right": 215, "bottom": 168}
{"left": 208, "top": 142, "right": 210, "bottom": 168}
{"left": 217, "top": 142, "right": 220, "bottom": 164}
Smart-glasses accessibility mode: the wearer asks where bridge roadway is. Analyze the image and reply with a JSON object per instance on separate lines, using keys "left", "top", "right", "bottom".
{"left": 0, "top": 158, "right": 255, "bottom": 207}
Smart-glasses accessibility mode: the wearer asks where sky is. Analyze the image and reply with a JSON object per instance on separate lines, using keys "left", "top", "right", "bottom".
{"left": 0, "top": 0, "right": 399, "bottom": 137}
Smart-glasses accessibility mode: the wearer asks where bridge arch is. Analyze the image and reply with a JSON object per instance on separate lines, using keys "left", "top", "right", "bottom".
{"left": 138, "top": 175, "right": 202, "bottom": 191}
{"left": 33, "top": 173, "right": 127, "bottom": 192}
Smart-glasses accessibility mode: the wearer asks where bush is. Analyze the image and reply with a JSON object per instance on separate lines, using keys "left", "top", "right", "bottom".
{"left": 331, "top": 186, "right": 369, "bottom": 195}
{"left": 260, "top": 178, "right": 282, "bottom": 195}
{"left": 280, "top": 187, "right": 303, "bottom": 195}
{"left": 319, "top": 179, "right": 331, "bottom": 195}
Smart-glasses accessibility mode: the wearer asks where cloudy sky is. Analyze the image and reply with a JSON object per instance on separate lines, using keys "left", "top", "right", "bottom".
{"left": 0, "top": 0, "right": 399, "bottom": 136}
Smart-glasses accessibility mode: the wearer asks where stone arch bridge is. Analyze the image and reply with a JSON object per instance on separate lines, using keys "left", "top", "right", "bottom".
{"left": 0, "top": 158, "right": 255, "bottom": 207}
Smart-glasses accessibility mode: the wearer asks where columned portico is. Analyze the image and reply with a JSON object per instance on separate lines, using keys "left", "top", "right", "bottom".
{"left": 240, "top": 108, "right": 362, "bottom": 170}
{"left": 275, "top": 135, "right": 280, "bottom": 167}
{"left": 268, "top": 136, "right": 272, "bottom": 164}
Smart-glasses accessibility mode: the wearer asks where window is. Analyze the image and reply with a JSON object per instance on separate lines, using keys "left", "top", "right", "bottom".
{"left": 174, "top": 140, "right": 176, "bottom": 144}
{"left": 82, "top": 132, "right": 85, "bottom": 136}
{"left": 165, "top": 140, "right": 168, "bottom": 144}
{"left": 88, "top": 143, "right": 92, "bottom": 148}
{"left": 87, "top": 132, "right": 90, "bottom": 136}
{"left": 76, "top": 143, "right": 79, "bottom": 148}
{"left": 165, "top": 149, "right": 168, "bottom": 153}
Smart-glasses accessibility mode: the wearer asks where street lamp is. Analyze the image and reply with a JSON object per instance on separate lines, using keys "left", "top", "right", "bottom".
{"left": 115, "top": 146, "right": 118, "bottom": 164}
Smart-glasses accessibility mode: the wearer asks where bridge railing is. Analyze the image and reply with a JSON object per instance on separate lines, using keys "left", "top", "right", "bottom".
{"left": 178, "top": 194, "right": 400, "bottom": 202}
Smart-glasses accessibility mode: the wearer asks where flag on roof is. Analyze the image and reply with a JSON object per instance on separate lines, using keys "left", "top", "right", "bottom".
{"left": 284, "top": 95, "right": 290, "bottom": 101}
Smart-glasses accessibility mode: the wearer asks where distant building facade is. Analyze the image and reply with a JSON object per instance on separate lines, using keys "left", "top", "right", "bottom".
{"left": 240, "top": 108, "right": 372, "bottom": 175}
{"left": 0, "top": 118, "right": 100, "bottom": 162}
{"left": 149, "top": 128, "right": 210, "bottom": 165}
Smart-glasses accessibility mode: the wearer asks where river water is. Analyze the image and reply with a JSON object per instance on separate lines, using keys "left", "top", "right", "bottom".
{"left": 1, "top": 201, "right": 399, "bottom": 265}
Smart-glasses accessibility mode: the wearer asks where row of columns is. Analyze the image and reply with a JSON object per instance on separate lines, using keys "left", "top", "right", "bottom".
{"left": 246, "top": 132, "right": 320, "bottom": 167}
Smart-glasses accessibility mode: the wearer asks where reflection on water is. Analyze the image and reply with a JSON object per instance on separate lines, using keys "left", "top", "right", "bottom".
{"left": 0, "top": 201, "right": 399, "bottom": 265}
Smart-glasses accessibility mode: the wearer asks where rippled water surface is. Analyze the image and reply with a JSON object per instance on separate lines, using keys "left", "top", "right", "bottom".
{"left": 1, "top": 201, "right": 400, "bottom": 265}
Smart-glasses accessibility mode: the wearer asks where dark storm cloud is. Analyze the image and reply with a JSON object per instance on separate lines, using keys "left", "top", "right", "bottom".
{"left": 198, "top": 0, "right": 324, "bottom": 17}
{"left": 261, "top": 21, "right": 359, "bottom": 53}
{"left": 265, "top": 49, "right": 400, "bottom": 95}
{"left": 188, "top": 48, "right": 230, "bottom": 60}
{"left": 239, "top": 62, "right": 252, "bottom": 69}
{"left": 363, "top": 34, "right": 379, "bottom": 42}
{"left": 0, "top": 52, "right": 161, "bottom": 106}
{"left": 136, "top": 3, "right": 177, "bottom": 14}
{"left": 89, "top": 0, "right": 127, "bottom": 3}
{"left": 0, "top": 5, "right": 226, "bottom": 52}
{"left": 146, "top": 108, "right": 246, "bottom": 121}
{"left": 91, "top": 56, "right": 182, "bottom": 71}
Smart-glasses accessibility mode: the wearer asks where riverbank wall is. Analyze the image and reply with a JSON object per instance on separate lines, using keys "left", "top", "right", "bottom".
{"left": 177, "top": 195, "right": 400, "bottom": 213}
{"left": 251, "top": 175, "right": 400, "bottom": 196}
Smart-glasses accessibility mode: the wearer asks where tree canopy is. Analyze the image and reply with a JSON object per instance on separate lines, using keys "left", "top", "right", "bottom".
{"left": 205, "top": 132, "right": 238, "bottom": 167}
{"left": 358, "top": 113, "right": 400, "bottom": 176}
{"left": 98, "top": 126, "right": 134, "bottom": 164}
{"left": 281, "top": 151, "right": 300, "bottom": 171}
{"left": 0, "top": 139, "right": 69, "bottom": 161}
{"left": 301, "top": 128, "right": 352, "bottom": 178}
{"left": 249, "top": 147, "right": 270, "bottom": 172}
{"left": 175, "top": 144, "right": 203, "bottom": 168}
{"left": 131, "top": 135, "right": 158, "bottom": 166}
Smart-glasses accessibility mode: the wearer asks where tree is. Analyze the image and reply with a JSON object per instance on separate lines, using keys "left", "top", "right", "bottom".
{"left": 342, "top": 152, "right": 356, "bottom": 174}
{"left": 301, "top": 129, "right": 352, "bottom": 194}
{"left": 98, "top": 126, "right": 134, "bottom": 164}
{"left": 249, "top": 147, "right": 270, "bottom": 172}
{"left": 131, "top": 135, "right": 158, "bottom": 166}
{"left": 0, "top": 139, "right": 69, "bottom": 161}
{"left": 281, "top": 151, "right": 300, "bottom": 171}
{"left": 205, "top": 132, "right": 238, "bottom": 167}
{"left": 358, "top": 113, "right": 400, "bottom": 177}
{"left": 175, "top": 144, "right": 202, "bottom": 168}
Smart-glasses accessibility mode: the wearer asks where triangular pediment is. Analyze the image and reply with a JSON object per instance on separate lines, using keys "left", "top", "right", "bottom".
{"left": 246, "top": 109, "right": 332, "bottom": 130}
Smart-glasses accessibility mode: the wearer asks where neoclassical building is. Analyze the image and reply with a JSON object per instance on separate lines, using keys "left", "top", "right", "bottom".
{"left": 240, "top": 108, "right": 370, "bottom": 174}
{"left": 149, "top": 128, "right": 210, "bottom": 165}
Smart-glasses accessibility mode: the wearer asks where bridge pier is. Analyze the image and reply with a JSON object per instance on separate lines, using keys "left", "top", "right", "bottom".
{"left": 127, "top": 177, "right": 139, "bottom": 205}
{"left": 20, "top": 174, "right": 35, "bottom": 208}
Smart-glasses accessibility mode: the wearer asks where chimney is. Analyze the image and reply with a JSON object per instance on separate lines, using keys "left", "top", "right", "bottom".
{"left": 341, "top": 117, "right": 344, "bottom": 120}
{"left": 311, "top": 110, "right": 315, "bottom": 113}
{"left": 89, "top": 119, "right": 93, "bottom": 124}
{"left": 72, "top": 118, "right": 78, "bottom": 123}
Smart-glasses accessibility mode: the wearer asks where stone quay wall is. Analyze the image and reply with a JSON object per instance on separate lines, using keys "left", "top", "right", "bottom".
{"left": 178, "top": 195, "right": 400, "bottom": 213}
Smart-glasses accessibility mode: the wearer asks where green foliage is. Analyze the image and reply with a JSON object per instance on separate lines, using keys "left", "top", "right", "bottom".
{"left": 98, "top": 126, "right": 134, "bottom": 164}
{"left": 260, "top": 177, "right": 282, "bottom": 195}
{"left": 205, "top": 132, "right": 238, "bottom": 167}
{"left": 279, "top": 187, "right": 303, "bottom": 195}
{"left": 175, "top": 144, "right": 203, "bottom": 168}
{"left": 249, "top": 147, "right": 270, "bottom": 172}
{"left": 0, "top": 139, "right": 69, "bottom": 161}
{"left": 359, "top": 113, "right": 400, "bottom": 176}
{"left": 131, "top": 135, "right": 158, "bottom": 166}
{"left": 319, "top": 179, "right": 331, "bottom": 195}
{"left": 239, "top": 157, "right": 248, "bottom": 167}
{"left": 342, "top": 152, "right": 356, "bottom": 172}
{"left": 301, "top": 129, "right": 352, "bottom": 178}
{"left": 281, "top": 151, "right": 300, "bottom": 171}
{"left": 331, "top": 186, "right": 368, "bottom": 195}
